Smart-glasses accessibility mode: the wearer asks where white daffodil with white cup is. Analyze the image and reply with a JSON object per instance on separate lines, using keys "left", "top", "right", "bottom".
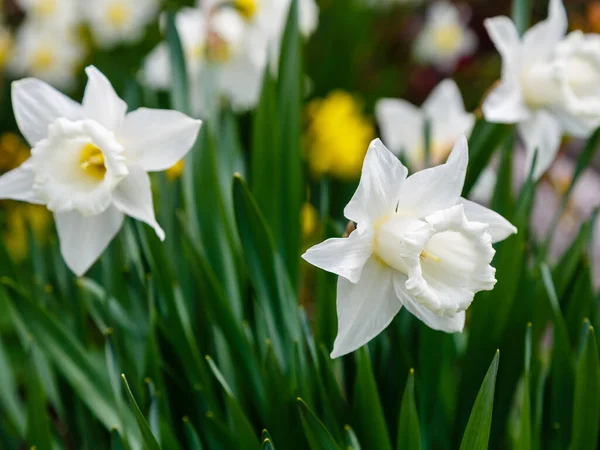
{"left": 483, "top": 0, "right": 600, "bottom": 180}
{"left": 302, "top": 137, "right": 517, "bottom": 358}
{"left": 0, "top": 66, "right": 202, "bottom": 276}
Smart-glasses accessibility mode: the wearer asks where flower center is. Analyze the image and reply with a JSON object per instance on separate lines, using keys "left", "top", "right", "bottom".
{"left": 79, "top": 143, "right": 107, "bottom": 181}
{"left": 36, "top": 0, "right": 57, "bottom": 17}
{"left": 106, "top": 3, "right": 130, "bottom": 27}
{"left": 234, "top": 0, "right": 258, "bottom": 20}
{"left": 31, "top": 47, "right": 55, "bottom": 72}
{"left": 432, "top": 23, "right": 462, "bottom": 54}
{"left": 520, "top": 63, "right": 560, "bottom": 108}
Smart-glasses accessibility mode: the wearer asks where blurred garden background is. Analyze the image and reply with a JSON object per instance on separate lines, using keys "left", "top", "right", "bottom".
{"left": 0, "top": 0, "right": 599, "bottom": 449}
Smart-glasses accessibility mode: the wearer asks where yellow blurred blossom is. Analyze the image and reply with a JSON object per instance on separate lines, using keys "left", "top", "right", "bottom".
{"left": 4, "top": 203, "right": 52, "bottom": 262}
{"left": 166, "top": 160, "right": 185, "bottom": 180}
{"left": 305, "top": 91, "right": 374, "bottom": 180}
{"left": 0, "top": 27, "right": 13, "bottom": 70}
{"left": 0, "top": 133, "right": 30, "bottom": 172}
{"left": 301, "top": 202, "right": 319, "bottom": 238}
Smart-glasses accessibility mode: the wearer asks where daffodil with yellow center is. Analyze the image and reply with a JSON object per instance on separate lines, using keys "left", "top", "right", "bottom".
{"left": 0, "top": 65, "right": 202, "bottom": 275}
{"left": 303, "top": 137, "right": 517, "bottom": 358}
{"left": 414, "top": 1, "right": 477, "bottom": 72}
{"left": 106, "top": 2, "right": 130, "bottom": 26}
{"left": 306, "top": 91, "right": 374, "bottom": 180}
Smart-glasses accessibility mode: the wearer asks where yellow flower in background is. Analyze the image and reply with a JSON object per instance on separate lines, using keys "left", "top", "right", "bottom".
{"left": 166, "top": 159, "right": 185, "bottom": 181}
{"left": 301, "top": 202, "right": 319, "bottom": 238}
{"left": 0, "top": 26, "right": 13, "bottom": 70}
{"left": 0, "top": 133, "right": 52, "bottom": 262}
{"left": 4, "top": 203, "right": 52, "bottom": 262}
{"left": 305, "top": 91, "right": 374, "bottom": 180}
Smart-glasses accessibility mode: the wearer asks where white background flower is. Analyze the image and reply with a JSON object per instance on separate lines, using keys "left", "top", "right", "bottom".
{"left": 414, "top": 1, "right": 477, "bottom": 72}
{"left": 15, "top": 0, "right": 80, "bottom": 27}
{"left": 302, "top": 138, "right": 516, "bottom": 358}
{"left": 0, "top": 66, "right": 202, "bottom": 275}
{"left": 483, "top": 0, "right": 600, "bottom": 180}
{"left": 85, "top": 0, "right": 159, "bottom": 48}
{"left": 376, "top": 79, "right": 475, "bottom": 168}
{"left": 9, "top": 21, "right": 85, "bottom": 89}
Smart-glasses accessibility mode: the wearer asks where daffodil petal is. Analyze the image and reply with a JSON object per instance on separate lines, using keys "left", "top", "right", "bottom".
{"left": 112, "top": 164, "right": 165, "bottom": 241}
{"left": 0, "top": 160, "right": 44, "bottom": 204}
{"left": 395, "top": 274, "right": 465, "bottom": 332}
{"left": 518, "top": 110, "right": 563, "bottom": 180}
{"left": 331, "top": 258, "right": 401, "bottom": 358}
{"left": 482, "top": 80, "right": 530, "bottom": 124}
{"left": 523, "top": 0, "right": 567, "bottom": 62}
{"left": 118, "top": 108, "right": 202, "bottom": 172}
{"left": 397, "top": 135, "right": 468, "bottom": 217}
{"left": 484, "top": 16, "right": 521, "bottom": 71}
{"left": 82, "top": 66, "right": 128, "bottom": 131}
{"left": 344, "top": 139, "right": 408, "bottom": 227}
{"left": 375, "top": 99, "right": 423, "bottom": 161}
{"left": 12, "top": 78, "right": 85, "bottom": 146}
{"left": 459, "top": 198, "right": 517, "bottom": 243}
{"left": 55, "top": 206, "right": 124, "bottom": 276}
{"left": 302, "top": 229, "right": 374, "bottom": 283}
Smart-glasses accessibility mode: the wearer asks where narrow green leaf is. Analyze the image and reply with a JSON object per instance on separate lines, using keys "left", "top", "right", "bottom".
{"left": 183, "top": 417, "right": 204, "bottom": 450}
{"left": 517, "top": 324, "right": 532, "bottom": 450}
{"left": 165, "top": 11, "right": 190, "bottom": 115}
{"left": 122, "top": 374, "right": 162, "bottom": 450}
{"left": 261, "top": 430, "right": 276, "bottom": 450}
{"left": 111, "top": 429, "right": 126, "bottom": 450}
{"left": 205, "top": 356, "right": 260, "bottom": 450}
{"left": 460, "top": 351, "right": 500, "bottom": 450}
{"left": 570, "top": 323, "right": 600, "bottom": 450}
{"left": 352, "top": 347, "right": 392, "bottom": 450}
{"left": 511, "top": 0, "right": 531, "bottom": 35}
{"left": 343, "top": 425, "right": 362, "bottom": 450}
{"left": 233, "top": 174, "right": 300, "bottom": 366}
{"left": 277, "top": 0, "right": 303, "bottom": 284}
{"left": 397, "top": 369, "right": 421, "bottom": 450}
{"left": 25, "top": 350, "right": 53, "bottom": 450}
{"left": 0, "top": 331, "right": 25, "bottom": 435}
{"left": 297, "top": 398, "right": 342, "bottom": 450}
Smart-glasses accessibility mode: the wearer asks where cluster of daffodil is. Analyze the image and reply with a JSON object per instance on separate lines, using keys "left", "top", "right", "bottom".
{"left": 1, "top": 0, "right": 160, "bottom": 89}
{"left": 143, "top": 0, "right": 319, "bottom": 115}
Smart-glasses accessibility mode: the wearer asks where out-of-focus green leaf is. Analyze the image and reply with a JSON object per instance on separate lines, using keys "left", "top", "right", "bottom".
{"left": 511, "top": 0, "right": 531, "bottom": 35}
{"left": 463, "top": 120, "right": 511, "bottom": 196}
{"left": 232, "top": 175, "right": 300, "bottom": 367}
{"left": 344, "top": 425, "right": 362, "bottom": 450}
{"left": 490, "top": 131, "right": 515, "bottom": 218}
{"left": 352, "top": 347, "right": 392, "bottom": 450}
{"left": 183, "top": 417, "right": 204, "bottom": 450}
{"left": 570, "top": 322, "right": 600, "bottom": 450}
{"left": 0, "top": 330, "right": 25, "bottom": 436}
{"left": 206, "top": 356, "right": 260, "bottom": 450}
{"left": 397, "top": 369, "right": 421, "bottom": 450}
{"left": 517, "top": 324, "right": 532, "bottom": 450}
{"left": 277, "top": 0, "right": 303, "bottom": 284}
{"left": 3, "top": 282, "right": 142, "bottom": 450}
{"left": 111, "top": 428, "right": 126, "bottom": 450}
{"left": 252, "top": 67, "right": 281, "bottom": 238}
{"left": 25, "top": 349, "right": 53, "bottom": 450}
{"left": 165, "top": 11, "right": 190, "bottom": 115}
{"left": 460, "top": 351, "right": 500, "bottom": 450}
{"left": 122, "top": 374, "right": 162, "bottom": 450}
{"left": 297, "top": 398, "right": 341, "bottom": 450}
{"left": 540, "top": 264, "right": 575, "bottom": 450}
{"left": 262, "top": 430, "right": 276, "bottom": 450}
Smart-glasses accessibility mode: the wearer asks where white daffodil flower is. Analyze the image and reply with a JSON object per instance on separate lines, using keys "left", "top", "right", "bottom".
{"left": 483, "top": 0, "right": 600, "bottom": 180}
{"left": 414, "top": 1, "right": 477, "bottom": 72}
{"left": 302, "top": 138, "right": 517, "bottom": 358}
{"left": 15, "top": 0, "right": 80, "bottom": 27}
{"left": 0, "top": 66, "right": 202, "bottom": 275}
{"left": 9, "top": 20, "right": 85, "bottom": 89}
{"left": 85, "top": 0, "right": 159, "bottom": 48}
{"left": 376, "top": 79, "right": 475, "bottom": 169}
